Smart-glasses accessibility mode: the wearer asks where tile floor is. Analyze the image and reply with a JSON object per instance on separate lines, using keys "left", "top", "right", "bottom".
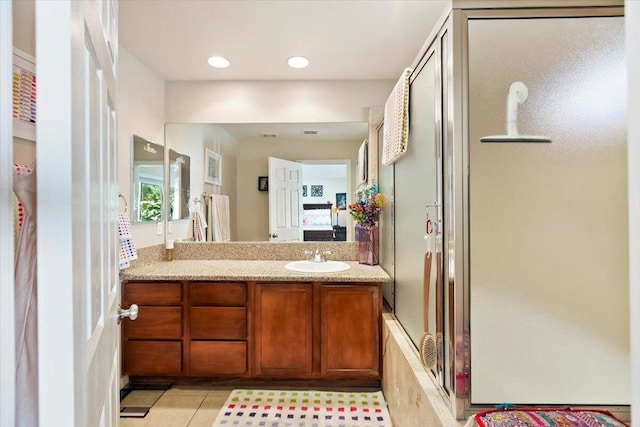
{"left": 120, "top": 386, "right": 231, "bottom": 427}
{"left": 120, "top": 385, "right": 392, "bottom": 427}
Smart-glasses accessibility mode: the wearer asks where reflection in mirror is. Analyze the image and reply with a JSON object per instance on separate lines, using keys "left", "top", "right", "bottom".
{"left": 131, "top": 135, "right": 164, "bottom": 222}
{"left": 164, "top": 122, "right": 367, "bottom": 241}
{"left": 169, "top": 149, "right": 191, "bottom": 220}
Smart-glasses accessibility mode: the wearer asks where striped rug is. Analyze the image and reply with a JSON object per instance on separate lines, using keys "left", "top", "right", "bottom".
{"left": 212, "top": 389, "right": 393, "bottom": 427}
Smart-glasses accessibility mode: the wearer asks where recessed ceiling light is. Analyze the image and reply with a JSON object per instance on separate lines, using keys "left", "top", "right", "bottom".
{"left": 207, "top": 56, "right": 230, "bottom": 68}
{"left": 287, "top": 56, "right": 309, "bottom": 69}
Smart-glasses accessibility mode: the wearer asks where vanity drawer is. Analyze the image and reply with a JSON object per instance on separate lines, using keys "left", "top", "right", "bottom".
{"left": 190, "top": 282, "right": 246, "bottom": 306}
{"left": 190, "top": 307, "right": 247, "bottom": 339}
{"left": 124, "top": 282, "right": 182, "bottom": 305}
{"left": 124, "top": 340, "right": 182, "bottom": 375}
{"left": 189, "top": 341, "right": 246, "bottom": 376}
{"left": 124, "top": 306, "right": 183, "bottom": 339}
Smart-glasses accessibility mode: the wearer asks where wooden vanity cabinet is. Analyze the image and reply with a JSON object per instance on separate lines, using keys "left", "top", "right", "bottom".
{"left": 122, "top": 280, "right": 381, "bottom": 380}
{"left": 122, "top": 282, "right": 184, "bottom": 376}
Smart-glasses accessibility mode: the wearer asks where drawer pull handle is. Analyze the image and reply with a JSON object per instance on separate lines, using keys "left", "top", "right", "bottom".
{"left": 118, "top": 304, "right": 139, "bottom": 324}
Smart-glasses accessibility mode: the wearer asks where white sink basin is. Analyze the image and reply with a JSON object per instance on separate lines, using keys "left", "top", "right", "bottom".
{"left": 284, "top": 260, "right": 351, "bottom": 273}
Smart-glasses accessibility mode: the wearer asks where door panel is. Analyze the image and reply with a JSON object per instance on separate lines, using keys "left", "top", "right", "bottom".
{"left": 254, "top": 284, "right": 313, "bottom": 377}
{"left": 320, "top": 285, "right": 380, "bottom": 378}
{"left": 394, "top": 47, "right": 444, "bottom": 374}
{"left": 468, "top": 16, "right": 628, "bottom": 404}
{"left": 36, "top": 1, "right": 119, "bottom": 424}
{"left": 268, "top": 157, "right": 303, "bottom": 241}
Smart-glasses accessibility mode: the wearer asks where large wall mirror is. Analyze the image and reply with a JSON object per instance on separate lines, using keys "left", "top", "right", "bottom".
{"left": 164, "top": 122, "right": 368, "bottom": 242}
{"left": 131, "top": 135, "right": 164, "bottom": 222}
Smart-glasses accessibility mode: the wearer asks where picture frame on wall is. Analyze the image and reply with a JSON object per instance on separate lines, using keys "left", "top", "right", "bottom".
{"left": 336, "top": 193, "right": 347, "bottom": 209}
{"left": 204, "top": 149, "right": 222, "bottom": 185}
{"left": 258, "top": 176, "right": 268, "bottom": 191}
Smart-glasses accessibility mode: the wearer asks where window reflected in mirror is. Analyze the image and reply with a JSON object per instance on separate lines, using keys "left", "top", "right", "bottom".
{"left": 131, "top": 135, "right": 165, "bottom": 222}
{"left": 169, "top": 149, "right": 191, "bottom": 220}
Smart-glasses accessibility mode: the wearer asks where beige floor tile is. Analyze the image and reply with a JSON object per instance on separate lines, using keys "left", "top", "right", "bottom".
{"left": 187, "top": 392, "right": 231, "bottom": 427}
{"left": 120, "top": 394, "right": 206, "bottom": 427}
{"left": 120, "top": 390, "right": 165, "bottom": 408}
{"left": 163, "top": 385, "right": 212, "bottom": 396}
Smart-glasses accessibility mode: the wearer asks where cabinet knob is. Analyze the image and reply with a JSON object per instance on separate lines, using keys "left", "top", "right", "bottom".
{"left": 117, "top": 304, "right": 139, "bottom": 324}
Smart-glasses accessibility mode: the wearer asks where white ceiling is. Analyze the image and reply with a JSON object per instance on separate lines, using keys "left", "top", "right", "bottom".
{"left": 118, "top": 0, "right": 449, "bottom": 81}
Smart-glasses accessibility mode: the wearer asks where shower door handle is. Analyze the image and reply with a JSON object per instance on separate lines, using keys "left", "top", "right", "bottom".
{"left": 117, "top": 304, "right": 138, "bottom": 324}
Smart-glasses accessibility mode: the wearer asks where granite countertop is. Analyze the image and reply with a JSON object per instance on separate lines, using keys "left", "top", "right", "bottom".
{"left": 121, "top": 260, "right": 391, "bottom": 283}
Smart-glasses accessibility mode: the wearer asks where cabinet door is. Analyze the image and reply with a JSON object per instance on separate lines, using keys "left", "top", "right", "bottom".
{"left": 254, "top": 284, "right": 313, "bottom": 377}
{"left": 320, "top": 285, "right": 380, "bottom": 378}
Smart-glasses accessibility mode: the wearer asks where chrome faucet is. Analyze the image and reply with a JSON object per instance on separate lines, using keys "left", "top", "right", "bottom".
{"left": 305, "top": 248, "right": 332, "bottom": 262}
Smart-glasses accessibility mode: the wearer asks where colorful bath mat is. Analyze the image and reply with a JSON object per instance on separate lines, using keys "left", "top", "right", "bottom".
{"left": 468, "top": 409, "right": 629, "bottom": 427}
{"left": 212, "top": 389, "right": 393, "bottom": 427}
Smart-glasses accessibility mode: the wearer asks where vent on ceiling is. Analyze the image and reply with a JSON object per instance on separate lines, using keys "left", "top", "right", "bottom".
{"left": 303, "top": 130, "right": 318, "bottom": 135}
{"left": 260, "top": 133, "right": 278, "bottom": 138}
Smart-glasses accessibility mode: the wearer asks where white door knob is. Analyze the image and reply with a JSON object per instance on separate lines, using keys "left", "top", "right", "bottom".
{"left": 117, "top": 304, "right": 138, "bottom": 324}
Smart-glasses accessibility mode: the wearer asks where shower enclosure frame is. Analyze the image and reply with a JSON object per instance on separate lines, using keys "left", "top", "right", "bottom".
{"left": 412, "top": 1, "right": 628, "bottom": 420}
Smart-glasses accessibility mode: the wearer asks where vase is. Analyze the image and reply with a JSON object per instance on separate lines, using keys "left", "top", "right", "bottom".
{"left": 356, "top": 223, "right": 379, "bottom": 265}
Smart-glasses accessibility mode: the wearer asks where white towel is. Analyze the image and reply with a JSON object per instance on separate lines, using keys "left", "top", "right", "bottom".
{"left": 211, "top": 195, "right": 231, "bottom": 242}
{"left": 206, "top": 197, "right": 213, "bottom": 241}
{"left": 382, "top": 67, "right": 412, "bottom": 165}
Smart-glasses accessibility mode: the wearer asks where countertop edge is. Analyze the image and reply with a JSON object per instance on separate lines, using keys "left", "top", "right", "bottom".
{"left": 120, "top": 260, "right": 391, "bottom": 283}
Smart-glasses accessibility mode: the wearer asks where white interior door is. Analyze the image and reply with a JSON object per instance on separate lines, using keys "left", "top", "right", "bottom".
{"left": 268, "top": 157, "right": 303, "bottom": 241}
{"left": 37, "top": 1, "right": 120, "bottom": 426}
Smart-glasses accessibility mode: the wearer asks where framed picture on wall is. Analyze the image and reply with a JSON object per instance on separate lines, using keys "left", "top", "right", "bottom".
{"left": 336, "top": 193, "right": 347, "bottom": 209}
{"left": 258, "top": 176, "right": 268, "bottom": 191}
{"left": 204, "top": 149, "right": 222, "bottom": 185}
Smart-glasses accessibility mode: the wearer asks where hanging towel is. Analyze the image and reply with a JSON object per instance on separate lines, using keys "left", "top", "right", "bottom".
{"left": 382, "top": 67, "right": 412, "bottom": 166}
{"left": 192, "top": 200, "right": 208, "bottom": 242}
{"left": 194, "top": 211, "right": 207, "bottom": 242}
{"left": 117, "top": 213, "right": 138, "bottom": 270}
{"left": 14, "top": 165, "right": 38, "bottom": 427}
{"left": 13, "top": 164, "right": 31, "bottom": 247}
{"left": 211, "top": 194, "right": 231, "bottom": 242}
{"left": 206, "top": 196, "right": 214, "bottom": 242}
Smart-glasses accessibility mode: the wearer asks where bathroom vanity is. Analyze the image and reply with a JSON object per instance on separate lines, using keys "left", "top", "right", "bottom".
{"left": 120, "top": 259, "right": 389, "bottom": 382}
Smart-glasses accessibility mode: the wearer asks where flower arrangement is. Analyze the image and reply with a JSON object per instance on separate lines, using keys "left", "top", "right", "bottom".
{"left": 348, "top": 182, "right": 384, "bottom": 227}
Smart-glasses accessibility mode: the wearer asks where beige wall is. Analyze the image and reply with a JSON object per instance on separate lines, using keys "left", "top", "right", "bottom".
{"left": 117, "top": 48, "right": 166, "bottom": 248}
{"left": 165, "top": 80, "right": 393, "bottom": 124}
{"left": 12, "top": 0, "right": 34, "bottom": 56}
{"left": 12, "top": 1, "right": 35, "bottom": 166}
{"left": 236, "top": 138, "right": 360, "bottom": 241}
{"left": 165, "top": 123, "right": 238, "bottom": 241}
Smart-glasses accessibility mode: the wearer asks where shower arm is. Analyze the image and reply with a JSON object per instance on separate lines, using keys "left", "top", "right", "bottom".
{"left": 506, "top": 81, "right": 528, "bottom": 137}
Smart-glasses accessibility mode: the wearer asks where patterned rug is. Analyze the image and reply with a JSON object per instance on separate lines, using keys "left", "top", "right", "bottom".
{"left": 468, "top": 409, "right": 629, "bottom": 427}
{"left": 212, "top": 389, "right": 393, "bottom": 427}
